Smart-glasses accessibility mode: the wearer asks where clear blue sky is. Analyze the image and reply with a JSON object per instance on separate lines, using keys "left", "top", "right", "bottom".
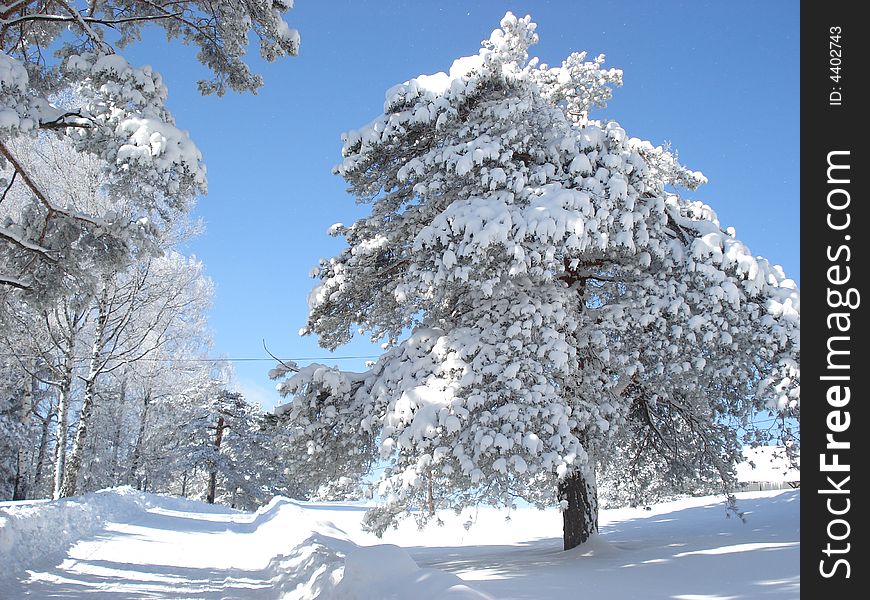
{"left": 123, "top": 1, "right": 799, "bottom": 410}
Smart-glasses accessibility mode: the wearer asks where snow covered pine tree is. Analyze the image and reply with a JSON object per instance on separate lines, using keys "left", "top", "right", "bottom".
{"left": 273, "top": 13, "right": 800, "bottom": 550}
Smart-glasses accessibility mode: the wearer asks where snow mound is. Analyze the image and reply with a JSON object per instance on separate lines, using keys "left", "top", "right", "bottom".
{"left": 0, "top": 486, "right": 152, "bottom": 578}
{"left": 0, "top": 489, "right": 494, "bottom": 599}
{"left": 265, "top": 531, "right": 350, "bottom": 599}
{"left": 264, "top": 511, "right": 494, "bottom": 599}
{"left": 327, "top": 544, "right": 494, "bottom": 600}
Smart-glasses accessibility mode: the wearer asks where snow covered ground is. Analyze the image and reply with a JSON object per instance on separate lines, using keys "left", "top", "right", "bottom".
{"left": 0, "top": 488, "right": 799, "bottom": 599}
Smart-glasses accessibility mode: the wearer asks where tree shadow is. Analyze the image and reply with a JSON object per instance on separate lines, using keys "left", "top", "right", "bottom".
{"left": 405, "top": 491, "right": 800, "bottom": 600}
{"left": 0, "top": 558, "right": 276, "bottom": 599}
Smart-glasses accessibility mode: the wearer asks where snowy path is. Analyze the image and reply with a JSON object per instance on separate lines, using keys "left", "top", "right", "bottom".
{"left": 3, "top": 499, "right": 293, "bottom": 598}
{"left": 1, "top": 489, "right": 800, "bottom": 599}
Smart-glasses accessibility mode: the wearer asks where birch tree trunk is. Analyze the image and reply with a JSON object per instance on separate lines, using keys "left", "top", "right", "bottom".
{"left": 109, "top": 381, "right": 126, "bottom": 485}
{"left": 128, "top": 388, "right": 152, "bottom": 489}
{"left": 33, "top": 407, "right": 53, "bottom": 494}
{"left": 52, "top": 349, "right": 76, "bottom": 500}
{"left": 60, "top": 286, "right": 110, "bottom": 498}
{"left": 12, "top": 369, "right": 35, "bottom": 500}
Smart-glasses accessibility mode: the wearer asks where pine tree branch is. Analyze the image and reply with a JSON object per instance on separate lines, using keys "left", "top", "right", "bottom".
{"left": 0, "top": 169, "right": 16, "bottom": 204}
{"left": 54, "top": 0, "right": 109, "bottom": 50}
{"left": 263, "top": 339, "right": 299, "bottom": 374}
{"left": 38, "top": 112, "right": 94, "bottom": 130}
{"left": 0, "top": 1, "right": 32, "bottom": 21}
{"left": 0, "top": 225, "right": 58, "bottom": 260}
{"left": 0, "top": 274, "right": 29, "bottom": 289}
{"left": 138, "top": 0, "right": 221, "bottom": 51}
{"left": 0, "top": 11, "right": 182, "bottom": 28}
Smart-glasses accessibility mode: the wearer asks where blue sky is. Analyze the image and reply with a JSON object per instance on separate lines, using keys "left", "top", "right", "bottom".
{"left": 123, "top": 1, "right": 799, "bottom": 410}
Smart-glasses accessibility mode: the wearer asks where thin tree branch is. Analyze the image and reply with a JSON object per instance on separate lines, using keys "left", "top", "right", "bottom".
{"left": 54, "top": 0, "right": 109, "bottom": 50}
{"left": 39, "top": 120, "right": 93, "bottom": 131}
{"left": 0, "top": 0, "right": 32, "bottom": 21}
{"left": 0, "top": 274, "right": 29, "bottom": 289}
{"left": 0, "top": 11, "right": 183, "bottom": 28}
{"left": 0, "top": 141, "right": 105, "bottom": 232}
{"left": 263, "top": 339, "right": 299, "bottom": 373}
{"left": 0, "top": 226, "right": 57, "bottom": 261}
{"left": 139, "top": 0, "right": 221, "bottom": 50}
{"left": 0, "top": 141, "right": 59, "bottom": 218}
{"left": 0, "top": 169, "right": 16, "bottom": 204}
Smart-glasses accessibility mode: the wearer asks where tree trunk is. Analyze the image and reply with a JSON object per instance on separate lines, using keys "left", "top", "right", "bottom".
{"left": 51, "top": 351, "right": 75, "bottom": 500}
{"left": 13, "top": 370, "right": 35, "bottom": 500}
{"left": 128, "top": 388, "right": 152, "bottom": 487}
{"left": 33, "top": 409, "right": 52, "bottom": 494}
{"left": 61, "top": 287, "right": 110, "bottom": 498}
{"left": 60, "top": 376, "right": 97, "bottom": 497}
{"left": 427, "top": 469, "right": 435, "bottom": 516}
{"left": 206, "top": 416, "right": 225, "bottom": 504}
{"left": 12, "top": 453, "right": 26, "bottom": 500}
{"left": 559, "top": 470, "right": 598, "bottom": 551}
{"left": 19, "top": 368, "right": 35, "bottom": 421}
{"left": 106, "top": 380, "right": 126, "bottom": 485}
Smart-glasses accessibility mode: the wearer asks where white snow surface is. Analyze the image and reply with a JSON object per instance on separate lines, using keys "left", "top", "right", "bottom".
{"left": 0, "top": 488, "right": 799, "bottom": 599}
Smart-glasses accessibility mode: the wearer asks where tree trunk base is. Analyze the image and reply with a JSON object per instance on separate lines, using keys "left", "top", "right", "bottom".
{"left": 559, "top": 471, "right": 597, "bottom": 551}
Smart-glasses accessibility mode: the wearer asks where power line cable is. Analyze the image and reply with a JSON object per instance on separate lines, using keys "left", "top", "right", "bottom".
{"left": 0, "top": 353, "right": 380, "bottom": 363}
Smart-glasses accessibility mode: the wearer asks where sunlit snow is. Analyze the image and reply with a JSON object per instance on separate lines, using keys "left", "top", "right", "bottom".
{"left": 1, "top": 488, "right": 799, "bottom": 599}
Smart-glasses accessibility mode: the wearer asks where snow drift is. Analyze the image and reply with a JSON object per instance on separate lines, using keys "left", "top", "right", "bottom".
{"left": 0, "top": 487, "right": 493, "bottom": 599}
{"left": 0, "top": 486, "right": 149, "bottom": 578}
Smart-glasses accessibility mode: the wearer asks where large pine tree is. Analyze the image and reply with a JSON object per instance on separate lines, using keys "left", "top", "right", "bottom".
{"left": 274, "top": 13, "right": 800, "bottom": 550}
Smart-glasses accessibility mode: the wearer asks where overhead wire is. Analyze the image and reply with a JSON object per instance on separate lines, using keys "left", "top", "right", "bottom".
{"left": 0, "top": 353, "right": 379, "bottom": 363}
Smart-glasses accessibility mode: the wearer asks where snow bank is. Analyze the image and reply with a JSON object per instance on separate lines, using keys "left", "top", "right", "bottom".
{"left": 0, "top": 487, "right": 150, "bottom": 578}
{"left": 263, "top": 504, "right": 494, "bottom": 599}
{"left": 255, "top": 528, "right": 342, "bottom": 598}
{"left": 326, "top": 544, "right": 494, "bottom": 600}
{"left": 1, "top": 489, "right": 493, "bottom": 600}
